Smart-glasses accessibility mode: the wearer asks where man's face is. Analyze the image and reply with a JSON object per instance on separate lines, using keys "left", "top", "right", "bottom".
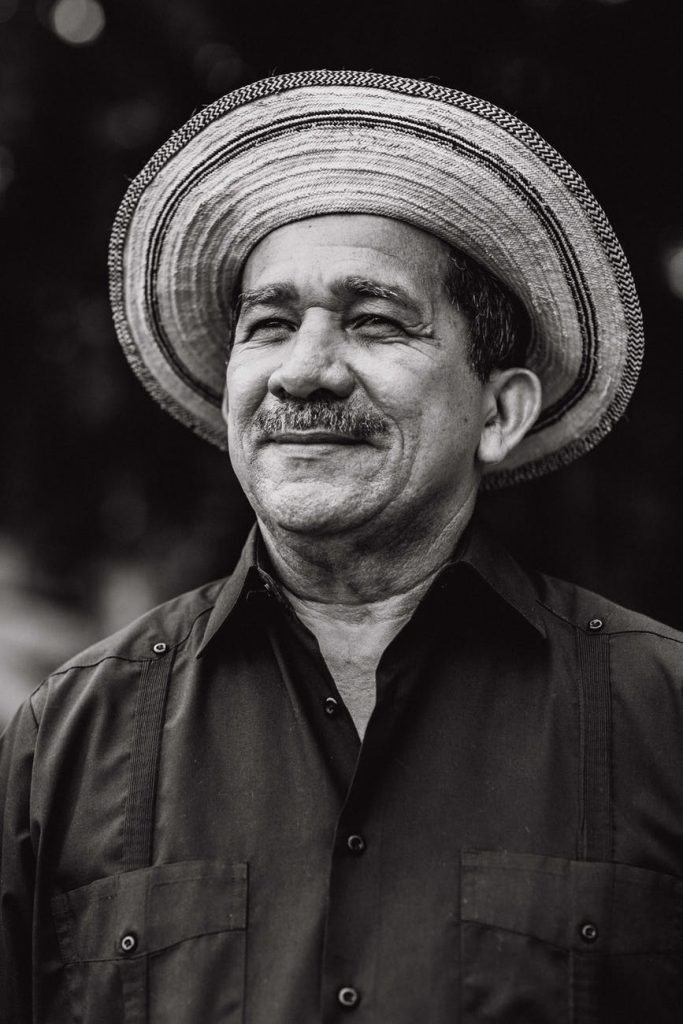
{"left": 225, "top": 214, "right": 492, "bottom": 538}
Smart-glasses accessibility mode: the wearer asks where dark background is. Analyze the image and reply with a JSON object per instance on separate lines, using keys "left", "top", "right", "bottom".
{"left": 0, "top": 0, "right": 681, "bottom": 717}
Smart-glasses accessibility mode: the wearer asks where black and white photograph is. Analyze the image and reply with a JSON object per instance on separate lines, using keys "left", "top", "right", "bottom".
{"left": 1, "top": 1, "right": 682, "bottom": 1020}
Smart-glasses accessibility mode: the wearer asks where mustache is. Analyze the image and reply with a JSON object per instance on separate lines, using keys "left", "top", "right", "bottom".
{"left": 254, "top": 399, "right": 389, "bottom": 439}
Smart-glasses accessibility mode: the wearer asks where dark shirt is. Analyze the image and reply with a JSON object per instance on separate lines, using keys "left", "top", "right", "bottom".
{"left": 2, "top": 522, "right": 683, "bottom": 1024}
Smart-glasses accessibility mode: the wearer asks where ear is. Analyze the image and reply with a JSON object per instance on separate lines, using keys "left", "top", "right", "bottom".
{"left": 477, "top": 368, "right": 542, "bottom": 468}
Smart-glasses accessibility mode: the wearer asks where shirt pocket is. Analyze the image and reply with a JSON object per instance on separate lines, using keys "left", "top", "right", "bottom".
{"left": 460, "top": 850, "right": 683, "bottom": 1024}
{"left": 51, "top": 860, "right": 247, "bottom": 1024}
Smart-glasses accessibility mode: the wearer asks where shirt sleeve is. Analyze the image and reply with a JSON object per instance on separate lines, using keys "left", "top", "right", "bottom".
{"left": 0, "top": 697, "right": 39, "bottom": 1024}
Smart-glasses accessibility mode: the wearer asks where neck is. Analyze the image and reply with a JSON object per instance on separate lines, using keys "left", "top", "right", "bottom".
{"left": 257, "top": 489, "right": 477, "bottom": 605}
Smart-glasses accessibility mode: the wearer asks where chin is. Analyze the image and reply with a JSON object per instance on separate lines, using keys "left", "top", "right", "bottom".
{"left": 256, "top": 484, "right": 375, "bottom": 536}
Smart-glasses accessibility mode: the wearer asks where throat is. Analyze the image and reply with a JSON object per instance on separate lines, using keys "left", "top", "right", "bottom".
{"left": 282, "top": 577, "right": 437, "bottom": 739}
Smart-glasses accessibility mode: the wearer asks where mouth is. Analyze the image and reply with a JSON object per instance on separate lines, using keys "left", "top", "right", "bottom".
{"left": 267, "top": 431, "right": 368, "bottom": 446}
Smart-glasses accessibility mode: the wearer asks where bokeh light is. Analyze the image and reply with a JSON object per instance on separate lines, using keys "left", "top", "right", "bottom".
{"left": 662, "top": 243, "right": 683, "bottom": 301}
{"left": 49, "top": 0, "right": 105, "bottom": 45}
{"left": 193, "top": 43, "right": 248, "bottom": 95}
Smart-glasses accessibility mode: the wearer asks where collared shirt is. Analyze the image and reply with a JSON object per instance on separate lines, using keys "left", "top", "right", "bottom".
{"left": 2, "top": 521, "right": 683, "bottom": 1024}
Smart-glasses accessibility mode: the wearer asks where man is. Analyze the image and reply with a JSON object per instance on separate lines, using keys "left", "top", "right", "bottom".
{"left": 2, "top": 70, "right": 682, "bottom": 1024}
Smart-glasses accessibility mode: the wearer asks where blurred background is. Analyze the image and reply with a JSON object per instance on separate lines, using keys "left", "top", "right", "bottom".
{"left": 0, "top": 0, "right": 681, "bottom": 723}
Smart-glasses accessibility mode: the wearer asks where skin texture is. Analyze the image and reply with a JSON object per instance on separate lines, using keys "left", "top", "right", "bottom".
{"left": 224, "top": 215, "right": 541, "bottom": 603}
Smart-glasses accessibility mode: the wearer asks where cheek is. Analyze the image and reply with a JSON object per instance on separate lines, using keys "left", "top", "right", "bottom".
{"left": 360, "top": 357, "right": 459, "bottom": 438}
{"left": 225, "top": 358, "right": 270, "bottom": 426}
{"left": 353, "top": 352, "right": 425, "bottom": 420}
{"left": 400, "top": 378, "right": 483, "bottom": 467}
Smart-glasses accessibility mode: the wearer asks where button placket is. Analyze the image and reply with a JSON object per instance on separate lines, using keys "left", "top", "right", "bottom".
{"left": 322, "top": 685, "right": 390, "bottom": 1021}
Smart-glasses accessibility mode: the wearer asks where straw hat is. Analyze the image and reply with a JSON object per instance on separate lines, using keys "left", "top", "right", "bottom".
{"left": 109, "top": 70, "right": 643, "bottom": 488}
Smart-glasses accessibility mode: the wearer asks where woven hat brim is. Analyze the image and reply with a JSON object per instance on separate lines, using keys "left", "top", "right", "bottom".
{"left": 109, "top": 70, "right": 643, "bottom": 488}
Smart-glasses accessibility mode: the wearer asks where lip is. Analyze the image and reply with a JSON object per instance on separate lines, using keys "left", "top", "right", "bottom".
{"left": 266, "top": 431, "right": 367, "bottom": 446}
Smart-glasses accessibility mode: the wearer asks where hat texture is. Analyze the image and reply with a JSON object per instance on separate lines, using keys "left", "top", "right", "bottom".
{"left": 109, "top": 69, "right": 643, "bottom": 488}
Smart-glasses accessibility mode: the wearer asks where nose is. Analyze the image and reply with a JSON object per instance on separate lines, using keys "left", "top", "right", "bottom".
{"left": 267, "top": 310, "right": 354, "bottom": 400}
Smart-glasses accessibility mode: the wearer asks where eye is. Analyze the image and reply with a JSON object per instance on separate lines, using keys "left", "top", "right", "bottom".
{"left": 253, "top": 317, "right": 294, "bottom": 331}
{"left": 238, "top": 317, "right": 295, "bottom": 343}
{"left": 352, "top": 314, "right": 405, "bottom": 334}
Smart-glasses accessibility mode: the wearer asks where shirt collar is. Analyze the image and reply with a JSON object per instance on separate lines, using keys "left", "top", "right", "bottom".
{"left": 197, "top": 515, "right": 546, "bottom": 657}
{"left": 196, "top": 524, "right": 265, "bottom": 656}
{"left": 452, "top": 521, "right": 547, "bottom": 638}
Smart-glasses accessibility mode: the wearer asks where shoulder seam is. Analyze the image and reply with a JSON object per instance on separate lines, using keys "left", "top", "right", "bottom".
{"left": 537, "top": 600, "right": 683, "bottom": 643}
{"left": 28, "top": 692, "right": 41, "bottom": 729}
{"left": 47, "top": 653, "right": 157, "bottom": 678}
{"left": 608, "top": 629, "right": 683, "bottom": 645}
{"left": 45, "top": 602, "right": 215, "bottom": 679}
{"left": 28, "top": 677, "right": 50, "bottom": 727}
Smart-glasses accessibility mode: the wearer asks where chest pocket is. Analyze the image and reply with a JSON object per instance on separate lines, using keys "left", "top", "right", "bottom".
{"left": 460, "top": 850, "right": 683, "bottom": 1024}
{"left": 51, "top": 860, "right": 247, "bottom": 1024}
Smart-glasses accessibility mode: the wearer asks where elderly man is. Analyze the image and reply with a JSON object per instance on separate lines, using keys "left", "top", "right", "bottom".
{"left": 2, "top": 71, "right": 682, "bottom": 1024}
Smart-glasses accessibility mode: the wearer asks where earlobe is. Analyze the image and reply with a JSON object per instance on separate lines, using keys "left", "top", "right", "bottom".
{"left": 477, "top": 368, "right": 542, "bottom": 467}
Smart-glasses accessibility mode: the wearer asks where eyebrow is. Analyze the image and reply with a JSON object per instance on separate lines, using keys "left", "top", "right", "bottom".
{"left": 334, "top": 276, "right": 422, "bottom": 315}
{"left": 236, "top": 276, "right": 423, "bottom": 318}
{"left": 236, "top": 283, "right": 299, "bottom": 317}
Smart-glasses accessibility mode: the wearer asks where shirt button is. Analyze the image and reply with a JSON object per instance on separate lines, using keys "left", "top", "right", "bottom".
{"left": 324, "top": 697, "right": 340, "bottom": 717}
{"left": 346, "top": 833, "right": 366, "bottom": 855}
{"left": 587, "top": 618, "right": 604, "bottom": 632}
{"left": 337, "top": 986, "right": 360, "bottom": 1009}
{"left": 120, "top": 932, "right": 137, "bottom": 954}
{"left": 152, "top": 642, "right": 168, "bottom": 655}
{"left": 579, "top": 921, "right": 599, "bottom": 943}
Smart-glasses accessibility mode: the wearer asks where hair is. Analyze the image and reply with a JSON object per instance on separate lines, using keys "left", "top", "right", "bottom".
{"left": 444, "top": 246, "right": 532, "bottom": 382}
